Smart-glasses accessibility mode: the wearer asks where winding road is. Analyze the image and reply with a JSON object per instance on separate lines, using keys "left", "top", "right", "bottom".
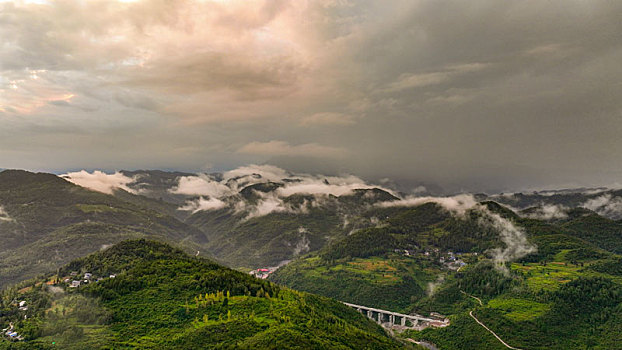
{"left": 461, "top": 291, "right": 523, "bottom": 350}
{"left": 461, "top": 290, "right": 483, "bottom": 306}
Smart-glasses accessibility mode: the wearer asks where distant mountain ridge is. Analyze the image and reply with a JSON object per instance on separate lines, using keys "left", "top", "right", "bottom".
{"left": 0, "top": 170, "right": 206, "bottom": 289}
{"left": 0, "top": 168, "right": 405, "bottom": 287}
{"left": 111, "top": 168, "right": 403, "bottom": 268}
{"left": 7, "top": 167, "right": 622, "bottom": 273}
{"left": 60, "top": 168, "right": 622, "bottom": 269}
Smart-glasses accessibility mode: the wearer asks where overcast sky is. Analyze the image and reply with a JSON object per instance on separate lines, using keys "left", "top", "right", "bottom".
{"left": 1, "top": 0, "right": 621, "bottom": 192}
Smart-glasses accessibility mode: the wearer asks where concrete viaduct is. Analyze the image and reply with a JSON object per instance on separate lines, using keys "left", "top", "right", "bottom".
{"left": 343, "top": 302, "right": 447, "bottom": 329}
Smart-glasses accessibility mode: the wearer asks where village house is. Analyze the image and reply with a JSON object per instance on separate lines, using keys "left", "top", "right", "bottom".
{"left": 3, "top": 325, "right": 23, "bottom": 341}
{"left": 18, "top": 301, "right": 27, "bottom": 311}
{"left": 250, "top": 268, "right": 272, "bottom": 279}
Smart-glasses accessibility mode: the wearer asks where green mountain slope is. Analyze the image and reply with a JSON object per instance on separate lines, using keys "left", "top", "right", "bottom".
{"left": 405, "top": 260, "right": 622, "bottom": 349}
{"left": 270, "top": 202, "right": 503, "bottom": 311}
{"left": 192, "top": 209, "right": 344, "bottom": 269}
{"left": 0, "top": 240, "right": 409, "bottom": 349}
{"left": 559, "top": 211, "right": 622, "bottom": 254}
{"left": 271, "top": 201, "right": 622, "bottom": 348}
{"left": 0, "top": 170, "right": 206, "bottom": 289}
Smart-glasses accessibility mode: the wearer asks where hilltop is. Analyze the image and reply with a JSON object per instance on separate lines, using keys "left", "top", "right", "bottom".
{"left": 0, "top": 239, "right": 409, "bottom": 349}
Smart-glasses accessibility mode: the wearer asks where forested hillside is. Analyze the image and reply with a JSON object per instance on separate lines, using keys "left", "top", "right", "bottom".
{"left": 0, "top": 240, "right": 409, "bottom": 349}
{"left": 271, "top": 200, "right": 622, "bottom": 348}
{"left": 270, "top": 202, "right": 503, "bottom": 311}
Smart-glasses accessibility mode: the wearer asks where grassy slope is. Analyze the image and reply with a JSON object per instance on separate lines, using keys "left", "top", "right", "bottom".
{"left": 0, "top": 240, "right": 408, "bottom": 350}
{"left": 271, "top": 254, "right": 438, "bottom": 312}
{"left": 408, "top": 274, "right": 622, "bottom": 349}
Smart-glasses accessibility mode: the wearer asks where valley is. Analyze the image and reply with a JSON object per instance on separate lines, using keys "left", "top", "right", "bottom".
{"left": 1, "top": 168, "right": 622, "bottom": 349}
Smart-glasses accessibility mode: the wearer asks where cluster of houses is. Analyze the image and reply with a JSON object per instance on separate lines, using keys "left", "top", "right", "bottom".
{"left": 439, "top": 252, "right": 468, "bottom": 271}
{"left": 249, "top": 268, "right": 273, "bottom": 279}
{"left": 1, "top": 298, "right": 32, "bottom": 342}
{"left": 2, "top": 323, "right": 23, "bottom": 342}
{"left": 395, "top": 248, "right": 470, "bottom": 271}
{"left": 63, "top": 272, "right": 116, "bottom": 288}
{"left": 2, "top": 272, "right": 121, "bottom": 343}
{"left": 249, "top": 260, "right": 292, "bottom": 279}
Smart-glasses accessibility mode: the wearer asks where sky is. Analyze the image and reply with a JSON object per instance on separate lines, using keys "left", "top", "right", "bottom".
{"left": 1, "top": 0, "right": 621, "bottom": 193}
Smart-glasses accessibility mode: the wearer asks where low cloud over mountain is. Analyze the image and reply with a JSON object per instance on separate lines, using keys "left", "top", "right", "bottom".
{"left": 60, "top": 165, "right": 543, "bottom": 266}
{"left": 62, "top": 170, "right": 138, "bottom": 195}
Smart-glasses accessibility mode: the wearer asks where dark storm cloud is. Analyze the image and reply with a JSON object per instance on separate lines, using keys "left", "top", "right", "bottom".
{"left": 0, "top": 0, "right": 621, "bottom": 192}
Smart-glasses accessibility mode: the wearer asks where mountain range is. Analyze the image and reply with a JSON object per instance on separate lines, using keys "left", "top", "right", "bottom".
{"left": 1, "top": 167, "right": 622, "bottom": 349}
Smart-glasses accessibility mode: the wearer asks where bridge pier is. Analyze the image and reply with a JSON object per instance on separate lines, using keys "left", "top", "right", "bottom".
{"left": 342, "top": 301, "right": 441, "bottom": 330}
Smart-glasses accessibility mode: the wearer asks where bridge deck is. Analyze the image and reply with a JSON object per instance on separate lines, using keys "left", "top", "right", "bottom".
{"left": 342, "top": 302, "right": 436, "bottom": 322}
